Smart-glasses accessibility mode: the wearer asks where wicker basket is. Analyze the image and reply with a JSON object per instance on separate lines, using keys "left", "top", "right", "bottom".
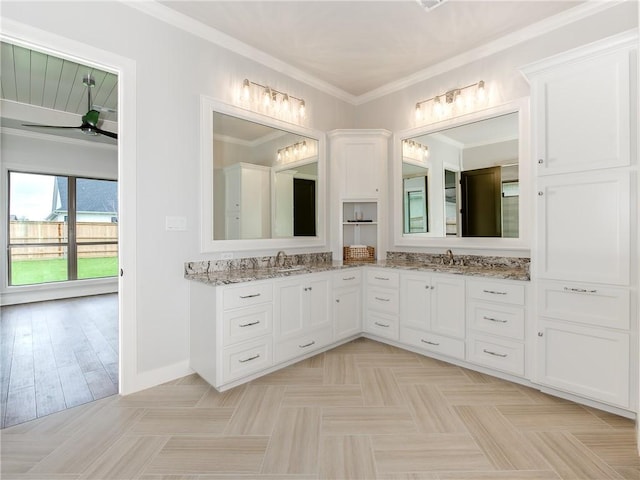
{"left": 343, "top": 245, "right": 375, "bottom": 263}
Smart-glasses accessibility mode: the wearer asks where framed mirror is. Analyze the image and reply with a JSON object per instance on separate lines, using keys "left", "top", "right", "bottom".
{"left": 200, "top": 97, "right": 326, "bottom": 253}
{"left": 393, "top": 99, "right": 530, "bottom": 250}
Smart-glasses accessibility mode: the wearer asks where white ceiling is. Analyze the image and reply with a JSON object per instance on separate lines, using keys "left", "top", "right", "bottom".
{"left": 159, "top": 0, "right": 585, "bottom": 97}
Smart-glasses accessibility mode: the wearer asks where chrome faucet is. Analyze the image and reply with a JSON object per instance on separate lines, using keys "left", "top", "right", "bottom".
{"left": 275, "top": 250, "right": 286, "bottom": 268}
{"left": 445, "top": 249, "right": 454, "bottom": 266}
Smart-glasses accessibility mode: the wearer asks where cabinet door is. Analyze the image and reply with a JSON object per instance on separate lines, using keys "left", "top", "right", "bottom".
{"left": 537, "top": 171, "right": 630, "bottom": 285}
{"left": 342, "top": 141, "right": 381, "bottom": 198}
{"left": 430, "top": 276, "right": 465, "bottom": 339}
{"left": 334, "top": 287, "right": 362, "bottom": 340}
{"left": 306, "top": 275, "right": 332, "bottom": 330}
{"left": 533, "top": 49, "right": 630, "bottom": 175}
{"left": 536, "top": 318, "right": 629, "bottom": 408}
{"left": 400, "top": 273, "right": 432, "bottom": 330}
{"left": 274, "top": 281, "right": 305, "bottom": 340}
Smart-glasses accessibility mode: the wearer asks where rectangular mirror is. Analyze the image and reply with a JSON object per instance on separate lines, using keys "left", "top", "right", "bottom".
{"left": 200, "top": 98, "right": 326, "bottom": 253}
{"left": 394, "top": 100, "right": 530, "bottom": 250}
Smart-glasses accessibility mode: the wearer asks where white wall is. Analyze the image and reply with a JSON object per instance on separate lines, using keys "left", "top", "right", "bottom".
{"left": 0, "top": 0, "right": 354, "bottom": 388}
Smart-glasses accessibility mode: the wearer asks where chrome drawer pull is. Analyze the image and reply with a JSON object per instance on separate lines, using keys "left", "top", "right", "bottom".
{"left": 421, "top": 339, "right": 440, "bottom": 346}
{"left": 343, "top": 276, "right": 356, "bottom": 281}
{"left": 239, "top": 353, "right": 260, "bottom": 363}
{"left": 374, "top": 296, "right": 390, "bottom": 302}
{"left": 483, "top": 349, "right": 507, "bottom": 358}
{"left": 564, "top": 287, "right": 597, "bottom": 294}
{"left": 374, "top": 322, "right": 390, "bottom": 328}
{"left": 483, "top": 316, "right": 507, "bottom": 323}
{"left": 239, "top": 293, "right": 261, "bottom": 299}
{"left": 482, "top": 289, "right": 507, "bottom": 295}
{"left": 298, "top": 341, "right": 316, "bottom": 349}
{"left": 239, "top": 321, "right": 260, "bottom": 328}
{"left": 374, "top": 276, "right": 390, "bottom": 281}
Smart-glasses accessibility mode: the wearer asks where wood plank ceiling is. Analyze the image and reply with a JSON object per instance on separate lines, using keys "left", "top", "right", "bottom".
{"left": 0, "top": 42, "right": 118, "bottom": 123}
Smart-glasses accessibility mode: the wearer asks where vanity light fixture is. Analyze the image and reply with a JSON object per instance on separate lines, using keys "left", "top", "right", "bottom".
{"left": 276, "top": 140, "right": 313, "bottom": 164}
{"left": 414, "top": 80, "right": 487, "bottom": 124}
{"left": 238, "top": 78, "right": 307, "bottom": 124}
{"left": 403, "top": 139, "right": 429, "bottom": 162}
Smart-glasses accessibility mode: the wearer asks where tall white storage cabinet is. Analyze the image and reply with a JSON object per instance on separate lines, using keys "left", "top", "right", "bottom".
{"left": 523, "top": 32, "right": 637, "bottom": 412}
{"left": 328, "top": 130, "right": 391, "bottom": 261}
{"left": 224, "top": 162, "right": 271, "bottom": 239}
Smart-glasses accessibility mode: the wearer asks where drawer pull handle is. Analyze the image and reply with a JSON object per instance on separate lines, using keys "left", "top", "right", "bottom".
{"left": 239, "top": 293, "right": 261, "bottom": 299}
{"left": 299, "top": 341, "right": 316, "bottom": 349}
{"left": 564, "top": 287, "right": 597, "bottom": 294}
{"left": 343, "top": 276, "right": 356, "bottom": 281}
{"left": 483, "top": 289, "right": 507, "bottom": 295}
{"left": 483, "top": 316, "right": 507, "bottom": 324}
{"left": 421, "top": 339, "right": 440, "bottom": 346}
{"left": 374, "top": 276, "right": 390, "bottom": 281}
{"left": 483, "top": 349, "right": 507, "bottom": 358}
{"left": 239, "top": 353, "right": 260, "bottom": 363}
{"left": 374, "top": 296, "right": 390, "bottom": 302}
{"left": 239, "top": 321, "right": 260, "bottom": 328}
{"left": 374, "top": 322, "right": 390, "bottom": 328}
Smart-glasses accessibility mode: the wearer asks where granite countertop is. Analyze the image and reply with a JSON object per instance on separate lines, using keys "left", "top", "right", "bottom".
{"left": 185, "top": 258, "right": 529, "bottom": 286}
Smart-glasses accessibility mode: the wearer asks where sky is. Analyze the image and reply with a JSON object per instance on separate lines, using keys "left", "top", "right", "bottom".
{"left": 10, "top": 172, "right": 57, "bottom": 221}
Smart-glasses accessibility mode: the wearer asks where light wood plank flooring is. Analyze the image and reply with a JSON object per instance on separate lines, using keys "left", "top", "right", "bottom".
{"left": 1, "top": 293, "right": 119, "bottom": 428}
{"left": 1, "top": 338, "right": 638, "bottom": 479}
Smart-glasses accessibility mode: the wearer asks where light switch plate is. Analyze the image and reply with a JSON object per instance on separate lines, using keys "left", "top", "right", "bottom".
{"left": 165, "top": 216, "right": 187, "bottom": 231}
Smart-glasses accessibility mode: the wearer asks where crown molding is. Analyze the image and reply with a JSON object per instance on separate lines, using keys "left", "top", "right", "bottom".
{"left": 121, "top": 0, "right": 355, "bottom": 104}
{"left": 122, "top": 0, "right": 628, "bottom": 107}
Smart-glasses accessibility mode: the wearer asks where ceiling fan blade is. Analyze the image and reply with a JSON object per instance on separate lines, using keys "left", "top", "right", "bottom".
{"left": 92, "top": 126, "right": 118, "bottom": 139}
{"left": 22, "top": 123, "right": 82, "bottom": 129}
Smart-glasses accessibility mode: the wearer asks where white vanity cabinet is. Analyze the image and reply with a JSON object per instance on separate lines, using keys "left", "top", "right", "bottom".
{"left": 273, "top": 272, "right": 333, "bottom": 364}
{"left": 523, "top": 32, "right": 637, "bottom": 410}
{"left": 364, "top": 268, "right": 399, "bottom": 340}
{"left": 190, "top": 280, "right": 274, "bottom": 390}
{"left": 466, "top": 278, "right": 527, "bottom": 376}
{"left": 333, "top": 269, "right": 362, "bottom": 341}
{"left": 399, "top": 272, "right": 466, "bottom": 360}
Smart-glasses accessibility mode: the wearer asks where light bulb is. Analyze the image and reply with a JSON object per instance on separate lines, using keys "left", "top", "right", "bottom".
{"left": 263, "top": 87, "right": 271, "bottom": 107}
{"left": 299, "top": 99, "right": 306, "bottom": 118}
{"left": 433, "top": 96, "right": 443, "bottom": 117}
{"left": 302, "top": 140, "right": 308, "bottom": 154}
{"left": 282, "top": 94, "right": 290, "bottom": 112}
{"left": 423, "top": 146, "right": 429, "bottom": 159}
{"left": 242, "top": 79, "right": 250, "bottom": 100}
{"left": 277, "top": 150, "right": 282, "bottom": 162}
{"left": 415, "top": 103, "right": 423, "bottom": 121}
{"left": 272, "top": 91, "right": 279, "bottom": 111}
{"left": 476, "top": 80, "right": 485, "bottom": 102}
{"left": 455, "top": 89, "right": 463, "bottom": 109}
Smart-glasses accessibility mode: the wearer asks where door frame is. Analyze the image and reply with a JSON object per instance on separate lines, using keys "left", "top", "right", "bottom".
{"left": 1, "top": 19, "right": 138, "bottom": 394}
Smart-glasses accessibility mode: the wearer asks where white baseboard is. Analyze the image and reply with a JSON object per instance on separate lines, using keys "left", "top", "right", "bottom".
{"left": 1, "top": 278, "right": 118, "bottom": 305}
{"left": 123, "top": 360, "right": 194, "bottom": 395}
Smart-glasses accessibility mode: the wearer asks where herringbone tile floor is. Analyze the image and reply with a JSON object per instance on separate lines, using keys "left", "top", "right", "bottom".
{"left": 1, "top": 338, "right": 638, "bottom": 479}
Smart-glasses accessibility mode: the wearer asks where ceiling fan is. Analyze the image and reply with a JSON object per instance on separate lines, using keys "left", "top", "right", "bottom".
{"left": 22, "top": 74, "right": 118, "bottom": 140}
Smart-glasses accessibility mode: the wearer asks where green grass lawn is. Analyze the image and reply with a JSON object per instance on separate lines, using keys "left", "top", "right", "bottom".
{"left": 11, "top": 257, "right": 118, "bottom": 285}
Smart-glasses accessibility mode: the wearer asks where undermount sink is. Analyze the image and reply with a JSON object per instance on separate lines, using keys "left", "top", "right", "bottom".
{"left": 276, "top": 266, "right": 307, "bottom": 273}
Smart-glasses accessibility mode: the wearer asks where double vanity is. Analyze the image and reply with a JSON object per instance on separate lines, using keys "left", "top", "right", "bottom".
{"left": 186, "top": 253, "right": 532, "bottom": 398}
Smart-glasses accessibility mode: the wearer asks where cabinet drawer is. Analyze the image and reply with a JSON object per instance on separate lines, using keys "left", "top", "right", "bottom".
{"left": 467, "top": 280, "right": 525, "bottom": 306}
{"left": 366, "top": 269, "right": 399, "bottom": 288}
{"left": 400, "top": 327, "right": 465, "bottom": 360}
{"left": 334, "top": 269, "right": 362, "bottom": 289}
{"left": 222, "top": 336, "right": 273, "bottom": 383}
{"left": 468, "top": 301, "right": 525, "bottom": 340}
{"left": 467, "top": 335, "right": 525, "bottom": 376}
{"left": 223, "top": 282, "right": 272, "bottom": 310}
{"left": 223, "top": 304, "right": 273, "bottom": 346}
{"left": 367, "top": 287, "right": 399, "bottom": 314}
{"left": 274, "top": 326, "right": 333, "bottom": 364}
{"left": 538, "top": 281, "right": 629, "bottom": 330}
{"left": 365, "top": 311, "right": 399, "bottom": 340}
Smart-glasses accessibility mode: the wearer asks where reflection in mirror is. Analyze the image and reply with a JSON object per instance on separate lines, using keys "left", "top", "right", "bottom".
{"left": 402, "top": 112, "right": 519, "bottom": 238}
{"left": 211, "top": 112, "right": 318, "bottom": 241}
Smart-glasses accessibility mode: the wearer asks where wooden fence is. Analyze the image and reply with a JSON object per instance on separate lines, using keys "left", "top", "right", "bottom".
{"left": 10, "top": 221, "right": 118, "bottom": 260}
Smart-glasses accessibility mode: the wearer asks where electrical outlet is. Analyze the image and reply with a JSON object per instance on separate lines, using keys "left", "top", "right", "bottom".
{"left": 220, "top": 252, "right": 233, "bottom": 260}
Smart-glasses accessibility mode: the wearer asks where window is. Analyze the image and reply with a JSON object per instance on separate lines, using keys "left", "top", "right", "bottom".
{"left": 8, "top": 171, "right": 118, "bottom": 286}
